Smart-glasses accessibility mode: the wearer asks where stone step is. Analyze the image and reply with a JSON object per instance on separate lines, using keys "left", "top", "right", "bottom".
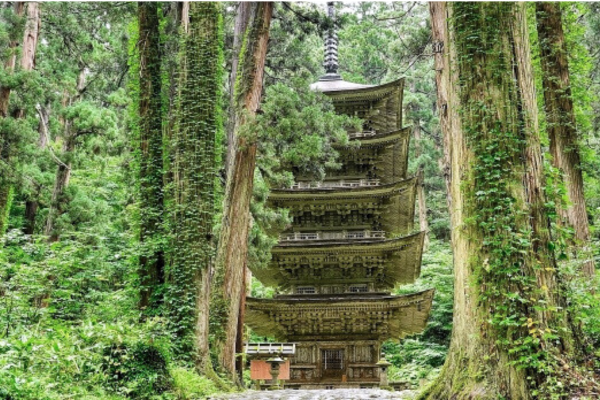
{"left": 212, "top": 388, "right": 416, "bottom": 400}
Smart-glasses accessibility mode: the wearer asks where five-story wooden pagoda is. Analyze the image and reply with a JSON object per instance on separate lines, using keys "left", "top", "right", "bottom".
{"left": 245, "top": 3, "right": 434, "bottom": 389}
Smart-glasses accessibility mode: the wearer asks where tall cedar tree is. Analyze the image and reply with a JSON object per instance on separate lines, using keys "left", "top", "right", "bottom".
{"left": 0, "top": 2, "right": 33, "bottom": 235}
{"left": 425, "top": 3, "right": 593, "bottom": 399}
{"left": 213, "top": 1, "right": 272, "bottom": 379}
{"left": 137, "top": 2, "right": 165, "bottom": 313}
{"left": 167, "top": 2, "right": 222, "bottom": 369}
{"left": 535, "top": 2, "right": 595, "bottom": 277}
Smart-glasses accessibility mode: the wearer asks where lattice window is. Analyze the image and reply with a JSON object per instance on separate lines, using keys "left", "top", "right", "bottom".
{"left": 349, "top": 284, "right": 368, "bottom": 293}
{"left": 296, "top": 286, "right": 316, "bottom": 294}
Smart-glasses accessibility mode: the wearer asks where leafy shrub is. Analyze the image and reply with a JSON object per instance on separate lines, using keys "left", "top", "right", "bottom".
{"left": 170, "top": 367, "right": 221, "bottom": 400}
{"left": 102, "top": 341, "right": 172, "bottom": 399}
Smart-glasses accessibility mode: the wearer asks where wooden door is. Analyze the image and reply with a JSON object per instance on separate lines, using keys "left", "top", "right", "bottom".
{"left": 322, "top": 349, "right": 344, "bottom": 378}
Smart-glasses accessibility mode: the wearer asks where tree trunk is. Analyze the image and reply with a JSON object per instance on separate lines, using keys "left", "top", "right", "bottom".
{"left": 413, "top": 122, "right": 429, "bottom": 250}
{"left": 0, "top": 2, "right": 26, "bottom": 234}
{"left": 167, "top": 2, "right": 222, "bottom": 371}
{"left": 535, "top": 2, "right": 595, "bottom": 277}
{"left": 213, "top": 1, "right": 272, "bottom": 380}
{"left": 44, "top": 69, "right": 86, "bottom": 241}
{"left": 422, "top": 3, "right": 589, "bottom": 399}
{"left": 44, "top": 130, "right": 74, "bottom": 241}
{"left": 225, "top": 2, "right": 252, "bottom": 178}
{"left": 20, "top": 3, "right": 43, "bottom": 235}
{"left": 0, "top": 2, "right": 24, "bottom": 118}
{"left": 138, "top": 1, "right": 165, "bottom": 313}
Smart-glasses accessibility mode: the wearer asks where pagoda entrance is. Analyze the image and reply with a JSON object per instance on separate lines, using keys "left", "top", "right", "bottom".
{"left": 322, "top": 349, "right": 345, "bottom": 379}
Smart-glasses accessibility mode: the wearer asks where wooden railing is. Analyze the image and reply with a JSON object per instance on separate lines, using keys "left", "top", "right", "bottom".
{"left": 244, "top": 342, "right": 296, "bottom": 355}
{"left": 290, "top": 179, "right": 380, "bottom": 189}
{"left": 279, "top": 230, "right": 385, "bottom": 242}
{"left": 348, "top": 130, "right": 377, "bottom": 139}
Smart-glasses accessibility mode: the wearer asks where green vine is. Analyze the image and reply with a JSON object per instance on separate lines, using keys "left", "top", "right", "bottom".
{"left": 165, "top": 2, "right": 224, "bottom": 359}
{"left": 453, "top": 3, "right": 574, "bottom": 397}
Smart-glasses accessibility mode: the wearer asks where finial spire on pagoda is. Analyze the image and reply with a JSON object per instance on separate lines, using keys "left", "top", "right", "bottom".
{"left": 321, "top": 1, "right": 341, "bottom": 81}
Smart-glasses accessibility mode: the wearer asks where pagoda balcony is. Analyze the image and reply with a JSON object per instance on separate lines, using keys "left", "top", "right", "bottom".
{"left": 290, "top": 179, "right": 380, "bottom": 190}
{"left": 279, "top": 230, "right": 385, "bottom": 242}
{"left": 348, "top": 130, "right": 377, "bottom": 139}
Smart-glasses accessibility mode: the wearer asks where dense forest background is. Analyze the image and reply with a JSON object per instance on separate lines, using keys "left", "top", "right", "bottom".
{"left": 0, "top": 2, "right": 599, "bottom": 399}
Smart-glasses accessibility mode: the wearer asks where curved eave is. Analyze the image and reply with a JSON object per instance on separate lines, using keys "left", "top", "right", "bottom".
{"left": 246, "top": 288, "right": 435, "bottom": 341}
{"left": 251, "top": 231, "right": 425, "bottom": 288}
{"left": 323, "top": 77, "right": 404, "bottom": 103}
{"left": 270, "top": 177, "right": 416, "bottom": 200}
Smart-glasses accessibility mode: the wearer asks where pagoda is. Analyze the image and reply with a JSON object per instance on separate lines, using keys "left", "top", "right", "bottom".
{"left": 245, "top": 2, "right": 434, "bottom": 389}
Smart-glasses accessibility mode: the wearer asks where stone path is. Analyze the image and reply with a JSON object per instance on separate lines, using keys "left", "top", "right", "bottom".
{"left": 211, "top": 389, "right": 417, "bottom": 400}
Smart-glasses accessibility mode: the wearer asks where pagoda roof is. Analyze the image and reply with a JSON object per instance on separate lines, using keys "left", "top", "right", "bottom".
{"left": 312, "top": 77, "right": 404, "bottom": 103}
{"left": 246, "top": 289, "right": 434, "bottom": 341}
{"left": 271, "top": 177, "right": 415, "bottom": 198}
{"left": 312, "top": 78, "right": 404, "bottom": 103}
{"left": 310, "top": 78, "right": 373, "bottom": 93}
{"left": 251, "top": 232, "right": 425, "bottom": 288}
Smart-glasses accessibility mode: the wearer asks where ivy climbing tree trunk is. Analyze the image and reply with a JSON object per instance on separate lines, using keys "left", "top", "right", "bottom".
{"left": 212, "top": 1, "right": 272, "bottom": 380}
{"left": 423, "top": 3, "right": 591, "bottom": 399}
{"left": 535, "top": 2, "right": 595, "bottom": 277}
{"left": 138, "top": 2, "right": 165, "bottom": 313}
{"left": 167, "top": 1, "right": 222, "bottom": 371}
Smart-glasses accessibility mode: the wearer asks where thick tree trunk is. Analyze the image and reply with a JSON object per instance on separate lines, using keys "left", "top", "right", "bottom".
{"left": 422, "top": 3, "right": 588, "bottom": 399}
{"left": 225, "top": 2, "right": 252, "bottom": 178}
{"left": 214, "top": 1, "right": 272, "bottom": 379}
{"left": 0, "top": 2, "right": 26, "bottom": 234}
{"left": 167, "top": 2, "right": 222, "bottom": 372}
{"left": 20, "top": 3, "right": 42, "bottom": 235}
{"left": 535, "top": 2, "right": 594, "bottom": 277}
{"left": 413, "top": 122, "right": 429, "bottom": 249}
{"left": 138, "top": 2, "right": 165, "bottom": 313}
{"left": 0, "top": 2, "right": 24, "bottom": 118}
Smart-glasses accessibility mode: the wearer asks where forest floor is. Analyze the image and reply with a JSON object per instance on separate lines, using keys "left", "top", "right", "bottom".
{"left": 211, "top": 388, "right": 417, "bottom": 400}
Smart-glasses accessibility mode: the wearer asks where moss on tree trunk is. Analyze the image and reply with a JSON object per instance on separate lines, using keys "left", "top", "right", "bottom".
{"left": 423, "top": 3, "right": 592, "bottom": 399}
{"left": 137, "top": 2, "right": 165, "bottom": 313}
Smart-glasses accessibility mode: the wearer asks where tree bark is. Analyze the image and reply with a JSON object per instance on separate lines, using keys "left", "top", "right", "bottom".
{"left": 414, "top": 122, "right": 429, "bottom": 250}
{"left": 137, "top": 2, "right": 165, "bottom": 313}
{"left": 422, "top": 3, "right": 588, "bottom": 399}
{"left": 225, "top": 2, "right": 252, "bottom": 178}
{"left": 535, "top": 2, "right": 595, "bottom": 277}
{"left": 20, "top": 3, "right": 43, "bottom": 235}
{"left": 213, "top": 1, "right": 272, "bottom": 380}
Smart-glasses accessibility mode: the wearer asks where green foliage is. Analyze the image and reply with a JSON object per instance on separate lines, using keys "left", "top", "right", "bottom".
{"left": 387, "top": 240, "right": 453, "bottom": 388}
{"left": 102, "top": 340, "right": 171, "bottom": 398}
{"left": 166, "top": 2, "right": 223, "bottom": 357}
{"left": 170, "top": 367, "right": 222, "bottom": 399}
{"left": 254, "top": 79, "right": 360, "bottom": 186}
